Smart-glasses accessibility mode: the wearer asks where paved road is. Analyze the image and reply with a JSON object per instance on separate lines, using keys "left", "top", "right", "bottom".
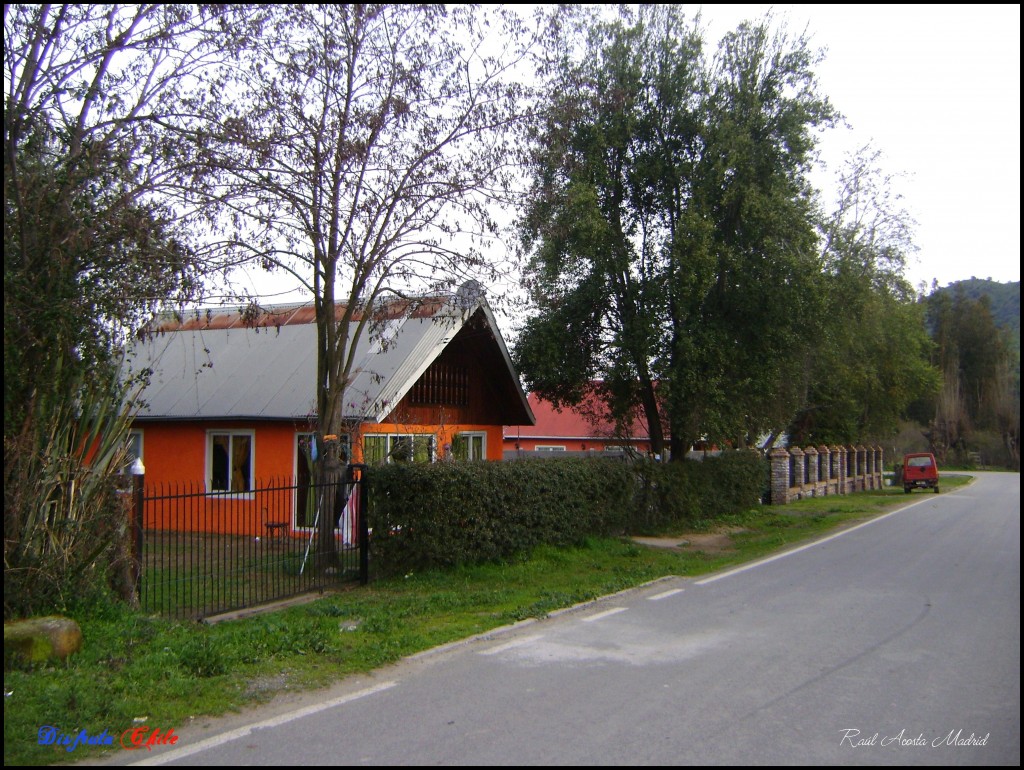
{"left": 106, "top": 472, "right": 1019, "bottom": 766}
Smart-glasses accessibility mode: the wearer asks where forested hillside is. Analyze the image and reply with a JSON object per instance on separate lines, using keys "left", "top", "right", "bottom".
{"left": 917, "top": 278, "right": 1019, "bottom": 469}
{"left": 930, "top": 278, "right": 1020, "bottom": 350}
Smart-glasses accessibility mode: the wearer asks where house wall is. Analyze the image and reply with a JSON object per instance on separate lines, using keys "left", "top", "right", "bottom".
{"left": 134, "top": 421, "right": 308, "bottom": 487}
{"left": 133, "top": 420, "right": 314, "bottom": 536}
{"left": 134, "top": 417, "right": 504, "bottom": 536}
{"left": 379, "top": 337, "right": 519, "bottom": 429}
{"left": 504, "top": 391, "right": 652, "bottom": 459}
{"left": 368, "top": 332, "right": 514, "bottom": 461}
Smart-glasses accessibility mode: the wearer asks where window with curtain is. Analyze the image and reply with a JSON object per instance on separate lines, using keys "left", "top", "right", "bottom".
{"left": 208, "top": 431, "right": 254, "bottom": 493}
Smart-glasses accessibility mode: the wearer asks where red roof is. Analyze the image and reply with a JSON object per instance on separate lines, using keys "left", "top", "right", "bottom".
{"left": 504, "top": 392, "right": 650, "bottom": 442}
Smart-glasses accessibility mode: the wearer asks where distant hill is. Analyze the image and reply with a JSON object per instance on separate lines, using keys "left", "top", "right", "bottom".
{"left": 929, "top": 278, "right": 1020, "bottom": 351}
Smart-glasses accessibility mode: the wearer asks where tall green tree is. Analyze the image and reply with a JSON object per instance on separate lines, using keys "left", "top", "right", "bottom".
{"left": 659, "top": 18, "right": 833, "bottom": 454}
{"left": 515, "top": 7, "right": 834, "bottom": 458}
{"left": 515, "top": 7, "right": 698, "bottom": 456}
{"left": 787, "top": 148, "right": 940, "bottom": 445}
{"left": 925, "top": 286, "right": 1017, "bottom": 463}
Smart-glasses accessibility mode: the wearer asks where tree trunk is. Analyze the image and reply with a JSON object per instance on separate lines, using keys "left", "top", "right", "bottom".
{"left": 315, "top": 437, "right": 343, "bottom": 573}
{"left": 637, "top": 379, "right": 665, "bottom": 459}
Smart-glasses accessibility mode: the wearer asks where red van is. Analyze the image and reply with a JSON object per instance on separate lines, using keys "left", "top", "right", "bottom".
{"left": 902, "top": 453, "right": 940, "bottom": 494}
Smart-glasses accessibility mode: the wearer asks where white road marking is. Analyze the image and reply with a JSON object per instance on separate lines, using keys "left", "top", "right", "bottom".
{"left": 478, "top": 634, "right": 545, "bottom": 655}
{"left": 648, "top": 588, "right": 684, "bottom": 601}
{"left": 581, "top": 606, "right": 628, "bottom": 622}
{"left": 130, "top": 681, "right": 397, "bottom": 765}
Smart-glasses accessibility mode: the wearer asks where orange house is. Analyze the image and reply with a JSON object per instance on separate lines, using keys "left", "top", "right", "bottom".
{"left": 127, "top": 292, "right": 535, "bottom": 535}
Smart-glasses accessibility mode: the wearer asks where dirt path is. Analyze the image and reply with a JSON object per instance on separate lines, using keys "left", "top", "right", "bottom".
{"left": 632, "top": 527, "right": 747, "bottom": 555}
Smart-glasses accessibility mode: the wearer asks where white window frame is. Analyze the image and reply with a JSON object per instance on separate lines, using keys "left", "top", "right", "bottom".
{"left": 207, "top": 429, "right": 255, "bottom": 495}
{"left": 452, "top": 431, "right": 487, "bottom": 461}
{"left": 124, "top": 429, "right": 144, "bottom": 473}
{"left": 535, "top": 445, "right": 567, "bottom": 452}
{"left": 363, "top": 433, "right": 436, "bottom": 464}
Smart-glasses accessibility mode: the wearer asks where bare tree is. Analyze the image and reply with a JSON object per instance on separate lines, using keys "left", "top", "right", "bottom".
{"left": 4, "top": 4, "right": 242, "bottom": 395}
{"left": 209, "top": 5, "right": 531, "bottom": 568}
{"left": 931, "top": 358, "right": 969, "bottom": 464}
{"left": 4, "top": 4, "right": 236, "bottom": 613}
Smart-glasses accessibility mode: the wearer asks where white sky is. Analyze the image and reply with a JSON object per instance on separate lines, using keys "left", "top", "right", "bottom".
{"left": 695, "top": 3, "right": 1020, "bottom": 291}
{"left": 232, "top": 4, "right": 1020, "bottom": 306}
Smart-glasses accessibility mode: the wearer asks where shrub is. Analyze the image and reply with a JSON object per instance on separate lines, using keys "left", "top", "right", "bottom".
{"left": 366, "top": 452, "right": 766, "bottom": 573}
{"left": 367, "top": 458, "right": 632, "bottom": 574}
{"left": 628, "top": 451, "right": 766, "bottom": 534}
{"left": 4, "top": 361, "right": 139, "bottom": 619}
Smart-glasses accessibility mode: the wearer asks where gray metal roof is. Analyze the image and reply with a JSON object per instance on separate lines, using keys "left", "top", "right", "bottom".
{"left": 128, "top": 296, "right": 533, "bottom": 424}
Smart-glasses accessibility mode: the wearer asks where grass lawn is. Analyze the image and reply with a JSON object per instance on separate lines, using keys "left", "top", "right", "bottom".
{"left": 3, "top": 475, "right": 973, "bottom": 765}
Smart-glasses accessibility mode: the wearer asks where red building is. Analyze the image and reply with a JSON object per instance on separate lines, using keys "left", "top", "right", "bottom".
{"left": 503, "top": 391, "right": 654, "bottom": 459}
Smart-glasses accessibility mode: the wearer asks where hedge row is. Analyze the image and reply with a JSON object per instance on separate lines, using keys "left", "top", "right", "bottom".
{"left": 630, "top": 451, "right": 768, "bottom": 534}
{"left": 366, "top": 452, "right": 767, "bottom": 575}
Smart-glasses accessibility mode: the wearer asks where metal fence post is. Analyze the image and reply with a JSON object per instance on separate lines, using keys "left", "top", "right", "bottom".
{"left": 130, "top": 458, "right": 146, "bottom": 604}
{"left": 352, "top": 463, "right": 369, "bottom": 585}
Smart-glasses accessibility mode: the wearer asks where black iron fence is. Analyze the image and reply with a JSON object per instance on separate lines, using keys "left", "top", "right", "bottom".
{"left": 131, "top": 465, "right": 368, "bottom": 620}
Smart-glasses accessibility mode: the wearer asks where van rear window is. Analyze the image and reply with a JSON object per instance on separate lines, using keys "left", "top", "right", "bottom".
{"left": 907, "top": 456, "right": 933, "bottom": 467}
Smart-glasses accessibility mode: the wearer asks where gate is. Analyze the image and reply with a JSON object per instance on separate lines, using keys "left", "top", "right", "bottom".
{"left": 130, "top": 464, "right": 369, "bottom": 620}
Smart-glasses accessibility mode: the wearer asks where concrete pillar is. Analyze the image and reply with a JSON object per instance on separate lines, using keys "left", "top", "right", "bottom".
{"left": 817, "top": 445, "right": 831, "bottom": 495}
{"left": 790, "top": 446, "right": 805, "bottom": 501}
{"left": 804, "top": 445, "right": 818, "bottom": 497}
{"left": 855, "top": 445, "right": 867, "bottom": 491}
{"left": 770, "top": 447, "right": 790, "bottom": 505}
{"left": 837, "top": 445, "right": 848, "bottom": 494}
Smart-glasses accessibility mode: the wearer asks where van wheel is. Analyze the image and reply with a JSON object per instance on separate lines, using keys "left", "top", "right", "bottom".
{"left": 904, "top": 485, "right": 912, "bottom": 494}
{"left": 934, "top": 486, "right": 940, "bottom": 493}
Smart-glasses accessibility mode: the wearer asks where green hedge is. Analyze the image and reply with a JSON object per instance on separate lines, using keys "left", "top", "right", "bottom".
{"left": 367, "top": 459, "right": 632, "bottom": 574}
{"left": 366, "top": 452, "right": 767, "bottom": 574}
{"left": 631, "top": 451, "right": 768, "bottom": 534}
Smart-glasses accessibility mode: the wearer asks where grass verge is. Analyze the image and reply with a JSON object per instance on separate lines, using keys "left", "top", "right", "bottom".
{"left": 3, "top": 475, "right": 972, "bottom": 766}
